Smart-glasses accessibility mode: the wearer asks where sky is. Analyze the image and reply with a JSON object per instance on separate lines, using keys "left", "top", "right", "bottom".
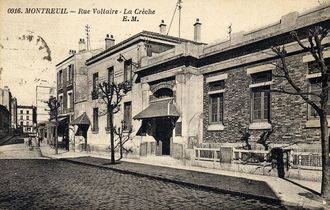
{"left": 0, "top": 0, "right": 327, "bottom": 106}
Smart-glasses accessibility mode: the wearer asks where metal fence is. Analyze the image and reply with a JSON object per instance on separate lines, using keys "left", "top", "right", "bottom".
{"left": 194, "top": 147, "right": 322, "bottom": 168}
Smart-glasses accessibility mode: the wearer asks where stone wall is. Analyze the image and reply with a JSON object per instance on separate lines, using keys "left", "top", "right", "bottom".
{"left": 203, "top": 52, "right": 321, "bottom": 148}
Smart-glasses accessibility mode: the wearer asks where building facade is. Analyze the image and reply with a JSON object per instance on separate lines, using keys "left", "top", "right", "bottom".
{"left": 79, "top": 24, "right": 204, "bottom": 154}
{"left": 56, "top": 6, "right": 329, "bottom": 179}
{"left": 55, "top": 39, "right": 102, "bottom": 149}
{"left": 0, "top": 104, "right": 10, "bottom": 138}
{"left": 0, "top": 86, "right": 13, "bottom": 130}
{"left": 17, "top": 105, "right": 36, "bottom": 134}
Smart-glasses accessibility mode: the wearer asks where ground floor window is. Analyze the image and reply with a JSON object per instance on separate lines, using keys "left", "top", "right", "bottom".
{"left": 209, "top": 93, "right": 223, "bottom": 124}
{"left": 92, "top": 108, "right": 99, "bottom": 132}
{"left": 123, "top": 102, "right": 132, "bottom": 131}
{"left": 251, "top": 86, "right": 270, "bottom": 121}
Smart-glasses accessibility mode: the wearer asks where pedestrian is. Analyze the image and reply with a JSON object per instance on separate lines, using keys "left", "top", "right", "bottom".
{"left": 37, "top": 136, "right": 41, "bottom": 147}
{"left": 28, "top": 137, "right": 32, "bottom": 147}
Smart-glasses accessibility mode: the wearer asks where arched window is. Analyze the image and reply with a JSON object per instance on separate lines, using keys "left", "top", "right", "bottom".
{"left": 154, "top": 88, "right": 173, "bottom": 99}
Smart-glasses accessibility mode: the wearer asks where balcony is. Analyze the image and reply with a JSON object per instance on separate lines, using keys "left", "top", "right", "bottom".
{"left": 123, "top": 80, "right": 132, "bottom": 93}
{"left": 91, "top": 89, "right": 99, "bottom": 100}
{"left": 66, "top": 79, "right": 73, "bottom": 86}
{"left": 57, "top": 82, "right": 63, "bottom": 90}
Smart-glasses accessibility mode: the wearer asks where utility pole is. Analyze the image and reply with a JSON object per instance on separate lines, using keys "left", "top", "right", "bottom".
{"left": 178, "top": 0, "right": 182, "bottom": 39}
{"left": 228, "top": 23, "right": 232, "bottom": 41}
{"left": 85, "top": 24, "right": 91, "bottom": 51}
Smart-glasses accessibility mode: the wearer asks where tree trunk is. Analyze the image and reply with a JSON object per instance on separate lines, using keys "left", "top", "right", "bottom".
{"left": 319, "top": 112, "right": 330, "bottom": 201}
{"left": 109, "top": 111, "right": 115, "bottom": 164}
{"left": 55, "top": 115, "right": 58, "bottom": 155}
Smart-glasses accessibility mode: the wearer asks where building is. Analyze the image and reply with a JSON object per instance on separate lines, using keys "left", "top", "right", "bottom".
{"left": 0, "top": 104, "right": 10, "bottom": 138}
{"left": 35, "top": 86, "right": 56, "bottom": 141}
{"left": 11, "top": 97, "right": 17, "bottom": 129}
{"left": 0, "top": 86, "right": 13, "bottom": 129}
{"left": 77, "top": 22, "right": 205, "bottom": 154}
{"left": 36, "top": 86, "right": 56, "bottom": 123}
{"left": 54, "top": 40, "right": 102, "bottom": 149}
{"left": 60, "top": 5, "right": 329, "bottom": 179}
{"left": 17, "top": 105, "right": 36, "bottom": 134}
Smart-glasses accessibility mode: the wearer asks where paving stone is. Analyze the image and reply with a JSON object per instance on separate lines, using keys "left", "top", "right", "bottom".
{"left": 0, "top": 159, "right": 286, "bottom": 209}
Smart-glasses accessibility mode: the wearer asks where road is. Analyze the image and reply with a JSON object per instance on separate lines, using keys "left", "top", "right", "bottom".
{"left": 0, "top": 138, "right": 286, "bottom": 209}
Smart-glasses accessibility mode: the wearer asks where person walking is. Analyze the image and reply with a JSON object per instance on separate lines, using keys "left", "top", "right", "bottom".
{"left": 28, "top": 136, "right": 32, "bottom": 147}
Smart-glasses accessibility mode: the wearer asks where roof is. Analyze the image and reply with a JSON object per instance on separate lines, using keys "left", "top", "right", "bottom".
{"left": 70, "top": 112, "right": 91, "bottom": 126}
{"left": 133, "top": 98, "right": 180, "bottom": 120}
{"left": 86, "top": 30, "right": 205, "bottom": 66}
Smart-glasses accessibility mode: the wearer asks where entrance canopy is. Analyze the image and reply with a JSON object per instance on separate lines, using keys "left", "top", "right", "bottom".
{"left": 70, "top": 112, "right": 91, "bottom": 126}
{"left": 134, "top": 98, "right": 180, "bottom": 120}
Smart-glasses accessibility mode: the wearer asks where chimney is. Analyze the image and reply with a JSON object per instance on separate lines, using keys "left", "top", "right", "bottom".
{"left": 159, "top": 20, "right": 167, "bottom": 35}
{"left": 193, "top": 18, "right": 201, "bottom": 42}
{"left": 105, "top": 34, "right": 115, "bottom": 49}
{"left": 78, "top": 38, "right": 86, "bottom": 52}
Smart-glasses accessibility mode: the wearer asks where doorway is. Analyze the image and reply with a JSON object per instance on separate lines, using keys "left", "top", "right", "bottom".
{"left": 155, "top": 118, "right": 174, "bottom": 155}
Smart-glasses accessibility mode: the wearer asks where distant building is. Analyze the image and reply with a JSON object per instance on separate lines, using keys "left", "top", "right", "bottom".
{"left": 17, "top": 105, "right": 36, "bottom": 133}
{"left": 11, "top": 97, "right": 17, "bottom": 129}
{"left": 0, "top": 104, "right": 10, "bottom": 138}
{"left": 0, "top": 86, "right": 13, "bottom": 128}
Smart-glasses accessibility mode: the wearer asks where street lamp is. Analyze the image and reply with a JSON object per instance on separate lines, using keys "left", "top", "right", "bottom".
{"left": 117, "top": 54, "right": 139, "bottom": 68}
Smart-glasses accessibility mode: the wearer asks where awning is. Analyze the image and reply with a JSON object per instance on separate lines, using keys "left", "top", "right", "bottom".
{"left": 133, "top": 98, "right": 180, "bottom": 120}
{"left": 70, "top": 112, "right": 91, "bottom": 125}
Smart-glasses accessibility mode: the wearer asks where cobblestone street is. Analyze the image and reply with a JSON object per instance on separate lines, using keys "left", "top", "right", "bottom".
{"left": 0, "top": 158, "right": 287, "bottom": 210}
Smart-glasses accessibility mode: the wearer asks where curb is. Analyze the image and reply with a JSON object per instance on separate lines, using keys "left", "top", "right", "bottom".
{"left": 40, "top": 151, "right": 327, "bottom": 210}
{"left": 59, "top": 158, "right": 293, "bottom": 208}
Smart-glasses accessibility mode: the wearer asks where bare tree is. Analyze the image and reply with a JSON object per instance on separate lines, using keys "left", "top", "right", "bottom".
{"left": 114, "top": 120, "right": 133, "bottom": 161}
{"left": 45, "top": 96, "right": 60, "bottom": 154}
{"left": 271, "top": 26, "right": 329, "bottom": 200}
{"left": 94, "top": 81, "right": 130, "bottom": 164}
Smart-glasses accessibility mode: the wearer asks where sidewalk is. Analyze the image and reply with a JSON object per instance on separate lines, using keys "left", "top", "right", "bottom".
{"left": 39, "top": 143, "right": 328, "bottom": 209}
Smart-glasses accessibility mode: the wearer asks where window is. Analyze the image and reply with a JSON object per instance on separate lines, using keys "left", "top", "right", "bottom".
{"left": 92, "top": 73, "right": 99, "bottom": 100}
{"left": 26, "top": 122, "right": 29, "bottom": 126}
{"left": 209, "top": 94, "right": 223, "bottom": 124}
{"left": 308, "top": 58, "right": 330, "bottom": 74}
{"left": 250, "top": 71, "right": 271, "bottom": 122}
{"left": 67, "top": 91, "right": 73, "bottom": 110}
{"left": 209, "top": 80, "right": 225, "bottom": 91}
{"left": 27, "top": 110, "right": 29, "bottom": 114}
{"left": 308, "top": 58, "right": 330, "bottom": 118}
{"left": 20, "top": 115, "right": 23, "bottom": 120}
{"left": 20, "top": 110, "right": 23, "bottom": 114}
{"left": 309, "top": 78, "right": 330, "bottom": 118}
{"left": 251, "top": 71, "right": 272, "bottom": 84}
{"left": 58, "top": 70, "right": 63, "bottom": 88}
{"left": 92, "top": 108, "right": 99, "bottom": 132}
{"left": 124, "top": 59, "right": 132, "bottom": 83}
{"left": 26, "top": 116, "right": 29, "bottom": 120}
{"left": 93, "top": 72, "right": 99, "bottom": 90}
{"left": 59, "top": 95, "right": 63, "bottom": 111}
{"left": 67, "top": 64, "right": 74, "bottom": 83}
{"left": 123, "top": 102, "right": 132, "bottom": 131}
{"left": 108, "top": 66, "right": 114, "bottom": 85}
{"left": 251, "top": 86, "right": 270, "bottom": 121}
{"left": 20, "top": 121, "right": 23, "bottom": 126}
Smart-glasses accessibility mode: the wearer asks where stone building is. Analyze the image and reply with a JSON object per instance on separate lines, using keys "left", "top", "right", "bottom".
{"left": 17, "top": 105, "right": 36, "bottom": 134}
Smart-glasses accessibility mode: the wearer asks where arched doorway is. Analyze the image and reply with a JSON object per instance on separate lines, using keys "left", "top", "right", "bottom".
{"left": 134, "top": 87, "right": 179, "bottom": 156}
